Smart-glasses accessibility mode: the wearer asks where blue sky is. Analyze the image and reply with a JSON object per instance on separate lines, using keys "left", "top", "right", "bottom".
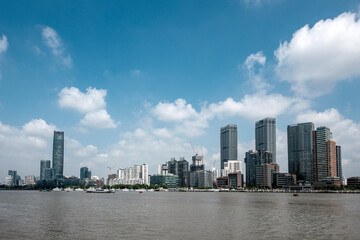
{"left": 1, "top": 0, "right": 360, "bottom": 180}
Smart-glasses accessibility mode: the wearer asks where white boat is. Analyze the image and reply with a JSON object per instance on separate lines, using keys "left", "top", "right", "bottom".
{"left": 74, "top": 188, "right": 84, "bottom": 192}
{"left": 64, "top": 187, "right": 73, "bottom": 192}
{"left": 52, "top": 187, "right": 62, "bottom": 192}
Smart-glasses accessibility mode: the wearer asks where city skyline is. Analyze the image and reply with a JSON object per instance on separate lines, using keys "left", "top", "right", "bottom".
{"left": 1, "top": 1, "right": 360, "bottom": 180}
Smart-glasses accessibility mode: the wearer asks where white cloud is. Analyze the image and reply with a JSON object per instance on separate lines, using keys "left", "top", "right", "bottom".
{"left": 58, "top": 86, "right": 118, "bottom": 129}
{"left": 22, "top": 119, "right": 56, "bottom": 137}
{"left": 152, "top": 98, "right": 199, "bottom": 122}
{"left": 80, "top": 109, "right": 117, "bottom": 129}
{"left": 130, "top": 69, "right": 141, "bottom": 75}
{"left": 0, "top": 35, "right": 8, "bottom": 55}
{"left": 275, "top": 12, "right": 360, "bottom": 97}
{"left": 243, "top": 51, "right": 272, "bottom": 92}
{"left": 296, "top": 108, "right": 360, "bottom": 177}
{"left": 42, "top": 26, "right": 72, "bottom": 68}
{"left": 58, "top": 87, "right": 107, "bottom": 114}
{"left": 207, "top": 94, "right": 309, "bottom": 120}
{"left": 151, "top": 94, "right": 309, "bottom": 137}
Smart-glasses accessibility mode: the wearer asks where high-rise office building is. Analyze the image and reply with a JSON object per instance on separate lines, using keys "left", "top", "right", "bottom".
{"left": 40, "top": 160, "right": 51, "bottom": 180}
{"left": 177, "top": 157, "right": 189, "bottom": 187}
{"left": 8, "top": 170, "right": 17, "bottom": 186}
{"left": 255, "top": 118, "right": 276, "bottom": 163}
{"left": 220, "top": 124, "right": 238, "bottom": 170}
{"left": 244, "top": 150, "right": 273, "bottom": 187}
{"left": 336, "top": 146, "right": 342, "bottom": 181}
{"left": 190, "top": 155, "right": 204, "bottom": 172}
{"left": 313, "top": 127, "right": 341, "bottom": 184}
{"left": 287, "top": 122, "right": 314, "bottom": 182}
{"left": 80, "top": 167, "right": 91, "bottom": 180}
{"left": 52, "top": 131, "right": 64, "bottom": 180}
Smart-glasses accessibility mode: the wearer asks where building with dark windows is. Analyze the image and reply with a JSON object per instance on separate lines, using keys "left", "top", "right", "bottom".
{"left": 150, "top": 175, "right": 179, "bottom": 188}
{"left": 255, "top": 118, "right": 276, "bottom": 163}
{"left": 255, "top": 163, "right": 279, "bottom": 187}
{"left": 80, "top": 167, "right": 91, "bottom": 180}
{"left": 245, "top": 150, "right": 272, "bottom": 187}
{"left": 189, "top": 155, "right": 213, "bottom": 188}
{"left": 336, "top": 146, "right": 342, "bottom": 181}
{"left": 8, "top": 170, "right": 17, "bottom": 186}
{"left": 287, "top": 122, "right": 314, "bottom": 183}
{"left": 313, "top": 127, "right": 342, "bottom": 185}
{"left": 177, "top": 157, "right": 190, "bottom": 187}
{"left": 220, "top": 124, "right": 238, "bottom": 170}
{"left": 40, "top": 160, "right": 51, "bottom": 180}
{"left": 52, "top": 131, "right": 64, "bottom": 180}
{"left": 347, "top": 177, "right": 360, "bottom": 186}
{"left": 274, "top": 173, "right": 297, "bottom": 188}
{"left": 228, "top": 172, "right": 243, "bottom": 188}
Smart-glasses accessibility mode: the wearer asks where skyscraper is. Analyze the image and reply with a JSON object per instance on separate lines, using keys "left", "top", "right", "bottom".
{"left": 244, "top": 150, "right": 273, "bottom": 187}
{"left": 80, "top": 167, "right": 91, "bottom": 180}
{"left": 52, "top": 131, "right": 64, "bottom": 180}
{"left": 313, "top": 126, "right": 341, "bottom": 184}
{"left": 40, "top": 160, "right": 51, "bottom": 180}
{"left": 255, "top": 118, "right": 276, "bottom": 163}
{"left": 220, "top": 124, "right": 238, "bottom": 170}
{"left": 336, "top": 146, "right": 343, "bottom": 181}
{"left": 8, "top": 170, "right": 17, "bottom": 186}
{"left": 287, "top": 122, "right": 314, "bottom": 182}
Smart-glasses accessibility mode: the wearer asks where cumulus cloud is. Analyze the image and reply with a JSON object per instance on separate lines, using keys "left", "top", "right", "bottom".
{"left": 80, "top": 110, "right": 117, "bottom": 129}
{"left": 296, "top": 108, "right": 360, "bottom": 177}
{"left": 243, "top": 51, "right": 272, "bottom": 92}
{"left": 152, "top": 94, "right": 309, "bottom": 137}
{"left": 58, "top": 87, "right": 118, "bottom": 129}
{"left": 152, "top": 98, "right": 199, "bottom": 122}
{"left": 42, "top": 26, "right": 72, "bottom": 68}
{"left": 275, "top": 12, "right": 360, "bottom": 97}
{"left": 0, "top": 35, "right": 8, "bottom": 55}
{"left": 22, "top": 119, "right": 57, "bottom": 137}
{"left": 58, "top": 87, "right": 107, "bottom": 113}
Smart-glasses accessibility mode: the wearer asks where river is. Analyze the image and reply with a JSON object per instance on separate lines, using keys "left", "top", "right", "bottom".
{"left": 0, "top": 191, "right": 359, "bottom": 239}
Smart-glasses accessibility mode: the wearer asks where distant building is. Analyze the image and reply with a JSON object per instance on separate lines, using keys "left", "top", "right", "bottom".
{"left": 287, "top": 122, "right": 314, "bottom": 183}
{"left": 150, "top": 175, "right": 179, "bottom": 188}
{"left": 274, "top": 173, "right": 296, "bottom": 188}
{"left": 336, "top": 146, "right": 343, "bottom": 181}
{"left": 40, "top": 160, "right": 51, "bottom": 180}
{"left": 313, "top": 127, "right": 342, "bottom": 185}
{"left": 158, "top": 163, "right": 168, "bottom": 175}
{"left": 216, "top": 177, "right": 228, "bottom": 188}
{"left": 177, "top": 158, "right": 190, "bottom": 187}
{"left": 256, "top": 118, "right": 276, "bottom": 163}
{"left": 5, "top": 175, "right": 13, "bottom": 186}
{"left": 228, "top": 172, "right": 243, "bottom": 188}
{"left": 190, "top": 170, "right": 213, "bottom": 188}
{"left": 347, "top": 177, "right": 360, "bottom": 186}
{"left": 220, "top": 124, "right": 238, "bottom": 170}
{"left": 190, "top": 155, "right": 204, "bottom": 172}
{"left": 80, "top": 167, "right": 91, "bottom": 180}
{"left": 109, "top": 164, "right": 149, "bottom": 186}
{"left": 222, "top": 160, "right": 242, "bottom": 177}
{"left": 44, "top": 168, "right": 55, "bottom": 180}
{"left": 52, "top": 131, "right": 64, "bottom": 180}
{"left": 255, "top": 163, "right": 279, "bottom": 188}
{"left": 245, "top": 150, "right": 272, "bottom": 187}
{"left": 24, "top": 175, "right": 36, "bottom": 185}
{"left": 8, "top": 170, "right": 17, "bottom": 186}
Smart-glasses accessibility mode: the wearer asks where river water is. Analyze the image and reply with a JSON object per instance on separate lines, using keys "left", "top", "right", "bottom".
{"left": 0, "top": 191, "right": 359, "bottom": 240}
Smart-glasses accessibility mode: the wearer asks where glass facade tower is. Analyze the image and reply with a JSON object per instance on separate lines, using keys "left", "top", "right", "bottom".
{"left": 287, "top": 122, "right": 314, "bottom": 182}
{"left": 52, "top": 131, "right": 64, "bottom": 180}
{"left": 40, "top": 160, "right": 51, "bottom": 180}
{"left": 255, "top": 118, "right": 276, "bottom": 163}
{"left": 220, "top": 124, "right": 238, "bottom": 170}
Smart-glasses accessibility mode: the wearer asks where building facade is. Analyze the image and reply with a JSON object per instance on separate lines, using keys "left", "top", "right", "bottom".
{"left": 255, "top": 118, "right": 276, "bottom": 163}
{"left": 220, "top": 124, "right": 238, "bottom": 170}
{"left": 52, "top": 131, "right": 64, "bottom": 180}
{"left": 287, "top": 122, "right": 314, "bottom": 183}
{"left": 313, "top": 127, "right": 342, "bottom": 184}
{"left": 40, "top": 160, "right": 51, "bottom": 180}
{"left": 80, "top": 167, "right": 91, "bottom": 180}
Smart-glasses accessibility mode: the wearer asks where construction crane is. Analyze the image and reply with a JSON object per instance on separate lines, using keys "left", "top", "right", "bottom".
{"left": 189, "top": 141, "right": 198, "bottom": 156}
{"left": 200, "top": 146, "right": 204, "bottom": 165}
{"left": 106, "top": 166, "right": 116, "bottom": 176}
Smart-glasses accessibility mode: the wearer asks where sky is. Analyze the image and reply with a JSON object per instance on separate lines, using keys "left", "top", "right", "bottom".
{"left": 1, "top": 0, "right": 360, "bottom": 181}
